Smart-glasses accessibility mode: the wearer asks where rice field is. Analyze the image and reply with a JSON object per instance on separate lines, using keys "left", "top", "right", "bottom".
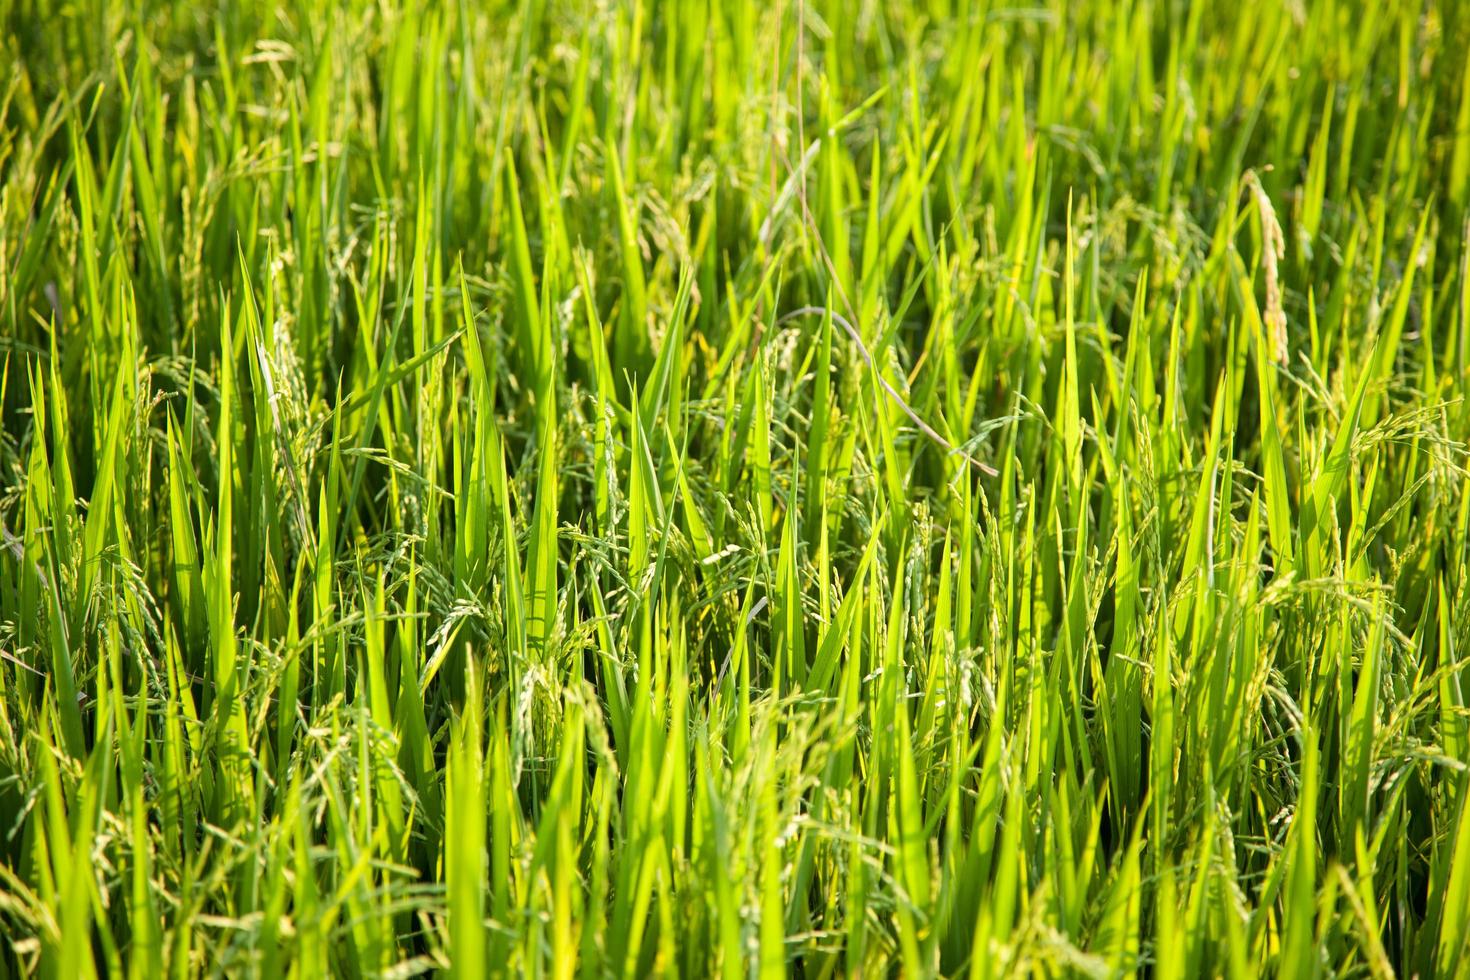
{"left": 3, "top": 0, "right": 1470, "bottom": 975}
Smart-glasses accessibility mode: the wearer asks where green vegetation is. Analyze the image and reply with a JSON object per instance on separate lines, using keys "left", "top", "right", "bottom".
{"left": 3, "top": 0, "right": 1470, "bottom": 975}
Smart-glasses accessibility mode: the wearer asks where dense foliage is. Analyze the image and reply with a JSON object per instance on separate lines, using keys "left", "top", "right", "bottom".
{"left": 3, "top": 0, "right": 1470, "bottom": 975}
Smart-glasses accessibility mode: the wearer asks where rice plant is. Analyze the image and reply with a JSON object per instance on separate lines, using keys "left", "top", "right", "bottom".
{"left": 2, "top": 0, "right": 1469, "bottom": 975}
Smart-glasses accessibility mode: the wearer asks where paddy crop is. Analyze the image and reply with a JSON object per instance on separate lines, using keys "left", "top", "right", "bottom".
{"left": 2, "top": 0, "right": 1470, "bottom": 975}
